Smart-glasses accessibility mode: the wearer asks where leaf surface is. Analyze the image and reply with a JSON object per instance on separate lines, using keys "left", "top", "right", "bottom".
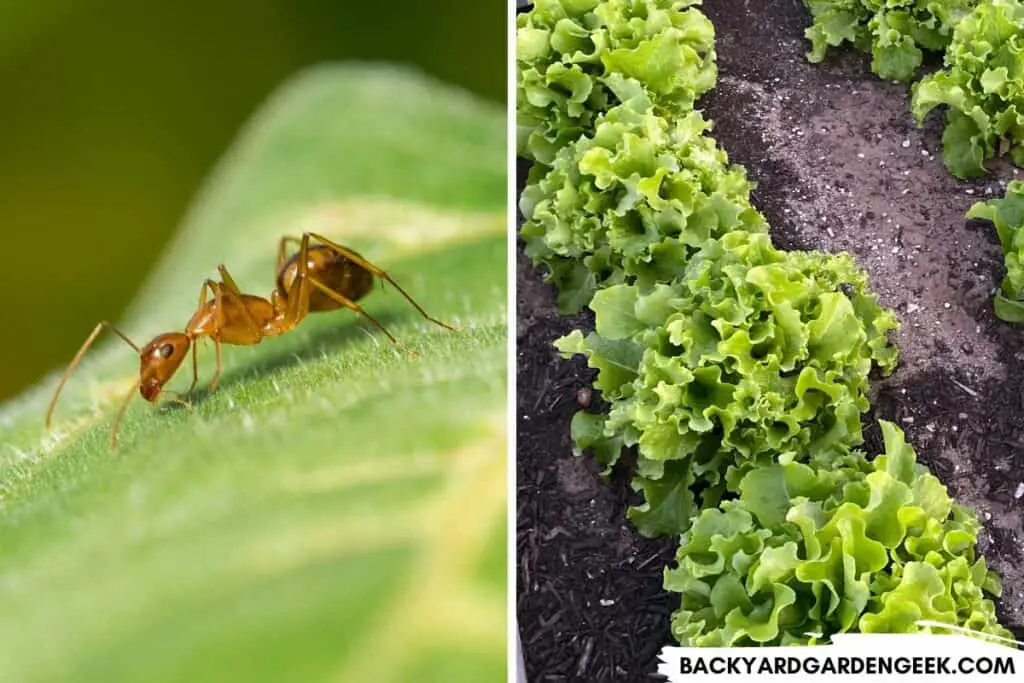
{"left": 0, "top": 64, "right": 507, "bottom": 683}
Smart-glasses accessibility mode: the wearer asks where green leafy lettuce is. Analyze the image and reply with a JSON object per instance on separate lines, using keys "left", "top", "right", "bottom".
{"left": 520, "top": 93, "right": 767, "bottom": 312}
{"left": 665, "top": 421, "right": 1010, "bottom": 645}
{"left": 804, "top": 0, "right": 977, "bottom": 82}
{"left": 967, "top": 179, "right": 1024, "bottom": 321}
{"left": 516, "top": 0, "right": 716, "bottom": 165}
{"left": 555, "top": 233, "right": 899, "bottom": 536}
{"left": 911, "top": 0, "right": 1024, "bottom": 178}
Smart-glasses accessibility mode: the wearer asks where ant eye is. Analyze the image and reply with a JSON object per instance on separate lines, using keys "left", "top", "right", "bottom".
{"left": 158, "top": 343, "right": 175, "bottom": 359}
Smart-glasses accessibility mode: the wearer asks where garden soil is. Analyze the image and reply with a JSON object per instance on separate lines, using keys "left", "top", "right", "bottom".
{"left": 516, "top": 0, "right": 1024, "bottom": 681}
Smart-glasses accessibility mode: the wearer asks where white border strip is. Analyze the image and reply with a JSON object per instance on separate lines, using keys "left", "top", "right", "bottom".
{"left": 507, "top": 0, "right": 523, "bottom": 682}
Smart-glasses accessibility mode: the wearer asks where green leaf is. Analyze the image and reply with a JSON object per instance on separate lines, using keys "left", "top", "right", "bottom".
{"left": 0, "top": 65, "right": 506, "bottom": 683}
{"left": 804, "top": 7, "right": 862, "bottom": 62}
{"left": 592, "top": 284, "right": 643, "bottom": 339}
{"left": 994, "top": 295, "right": 1024, "bottom": 322}
{"left": 981, "top": 66, "right": 1009, "bottom": 94}
{"left": 968, "top": 181, "right": 1024, "bottom": 321}
{"left": 942, "top": 111, "right": 989, "bottom": 179}
{"left": 739, "top": 463, "right": 819, "bottom": 529}
{"left": 629, "top": 460, "right": 698, "bottom": 537}
{"left": 570, "top": 410, "right": 624, "bottom": 470}
{"left": 555, "top": 329, "right": 644, "bottom": 397}
{"left": 871, "top": 31, "right": 922, "bottom": 82}
{"left": 808, "top": 292, "right": 865, "bottom": 361}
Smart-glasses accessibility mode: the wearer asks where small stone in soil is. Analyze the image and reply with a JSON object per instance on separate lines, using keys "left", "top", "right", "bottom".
{"left": 577, "top": 387, "right": 592, "bottom": 408}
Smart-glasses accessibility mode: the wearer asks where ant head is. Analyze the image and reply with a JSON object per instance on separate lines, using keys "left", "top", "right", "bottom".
{"left": 139, "top": 333, "right": 191, "bottom": 402}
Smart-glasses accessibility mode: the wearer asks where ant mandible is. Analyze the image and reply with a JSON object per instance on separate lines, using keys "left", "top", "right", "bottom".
{"left": 46, "top": 232, "right": 457, "bottom": 450}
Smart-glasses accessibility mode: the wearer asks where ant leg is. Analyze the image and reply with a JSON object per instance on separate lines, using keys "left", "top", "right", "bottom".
{"left": 282, "top": 233, "right": 312, "bottom": 327}
{"left": 187, "top": 280, "right": 216, "bottom": 396}
{"left": 215, "top": 264, "right": 244, "bottom": 296}
{"left": 187, "top": 343, "right": 199, "bottom": 396}
{"left": 204, "top": 274, "right": 263, "bottom": 392}
{"left": 196, "top": 278, "right": 215, "bottom": 311}
{"left": 210, "top": 282, "right": 225, "bottom": 392}
{"left": 214, "top": 265, "right": 267, "bottom": 343}
{"left": 277, "top": 236, "right": 303, "bottom": 272}
{"left": 215, "top": 265, "right": 262, "bottom": 331}
{"left": 210, "top": 339, "right": 224, "bottom": 392}
{"left": 46, "top": 321, "right": 141, "bottom": 430}
{"left": 305, "top": 232, "right": 458, "bottom": 332}
{"left": 307, "top": 276, "right": 416, "bottom": 356}
{"left": 191, "top": 277, "right": 252, "bottom": 395}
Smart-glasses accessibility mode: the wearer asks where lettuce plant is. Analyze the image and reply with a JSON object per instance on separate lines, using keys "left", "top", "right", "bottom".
{"left": 967, "top": 180, "right": 1024, "bottom": 320}
{"left": 516, "top": 0, "right": 716, "bottom": 165}
{"left": 665, "top": 422, "right": 1011, "bottom": 645}
{"left": 520, "top": 93, "right": 767, "bottom": 312}
{"left": 911, "top": 0, "right": 1024, "bottom": 178}
{"left": 804, "top": 0, "right": 977, "bottom": 82}
{"left": 556, "top": 233, "right": 899, "bottom": 536}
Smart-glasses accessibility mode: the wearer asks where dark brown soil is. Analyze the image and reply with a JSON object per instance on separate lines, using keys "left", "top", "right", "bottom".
{"left": 516, "top": 1, "right": 1024, "bottom": 681}
{"left": 516, "top": 243, "right": 678, "bottom": 682}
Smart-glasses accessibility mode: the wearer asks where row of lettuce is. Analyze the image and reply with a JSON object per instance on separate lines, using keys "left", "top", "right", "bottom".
{"left": 518, "top": 0, "right": 1011, "bottom": 646}
{"left": 808, "top": 0, "right": 1024, "bottom": 322}
{"left": 807, "top": 0, "right": 1023, "bottom": 180}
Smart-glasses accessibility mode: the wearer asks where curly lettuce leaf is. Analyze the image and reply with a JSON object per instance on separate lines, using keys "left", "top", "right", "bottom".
{"left": 569, "top": 410, "right": 627, "bottom": 473}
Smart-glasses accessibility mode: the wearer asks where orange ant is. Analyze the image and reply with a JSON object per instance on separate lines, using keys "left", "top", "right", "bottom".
{"left": 45, "top": 232, "right": 457, "bottom": 450}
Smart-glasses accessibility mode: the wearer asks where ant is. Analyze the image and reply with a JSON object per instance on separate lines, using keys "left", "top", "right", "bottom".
{"left": 46, "top": 232, "right": 457, "bottom": 450}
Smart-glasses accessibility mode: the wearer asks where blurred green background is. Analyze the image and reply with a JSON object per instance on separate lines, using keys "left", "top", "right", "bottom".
{"left": 0, "top": 0, "right": 505, "bottom": 404}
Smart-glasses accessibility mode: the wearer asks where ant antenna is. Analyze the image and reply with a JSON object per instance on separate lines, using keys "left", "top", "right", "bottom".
{"left": 46, "top": 322, "right": 140, "bottom": 430}
{"left": 110, "top": 378, "right": 141, "bottom": 451}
